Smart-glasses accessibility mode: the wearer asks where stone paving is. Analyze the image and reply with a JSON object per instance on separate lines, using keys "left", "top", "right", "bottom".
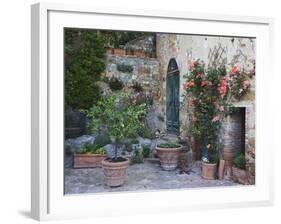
{"left": 64, "top": 159, "right": 239, "bottom": 194}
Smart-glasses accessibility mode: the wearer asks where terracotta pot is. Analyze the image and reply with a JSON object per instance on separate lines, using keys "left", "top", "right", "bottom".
{"left": 192, "top": 140, "right": 201, "bottom": 161}
{"left": 126, "top": 49, "right": 134, "bottom": 56}
{"left": 134, "top": 50, "right": 145, "bottom": 57}
{"left": 113, "top": 48, "right": 126, "bottom": 56}
{"left": 106, "top": 48, "right": 113, "bottom": 54}
{"left": 223, "top": 147, "right": 236, "bottom": 168}
{"left": 73, "top": 153, "right": 107, "bottom": 168}
{"left": 102, "top": 158, "right": 129, "bottom": 187}
{"left": 201, "top": 162, "right": 217, "bottom": 180}
{"left": 156, "top": 145, "right": 182, "bottom": 171}
{"left": 232, "top": 166, "right": 248, "bottom": 184}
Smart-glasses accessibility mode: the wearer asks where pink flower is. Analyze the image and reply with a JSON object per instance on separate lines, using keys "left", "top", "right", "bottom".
{"left": 192, "top": 116, "right": 198, "bottom": 123}
{"left": 230, "top": 64, "right": 238, "bottom": 75}
{"left": 188, "top": 99, "right": 193, "bottom": 108}
{"left": 212, "top": 115, "right": 220, "bottom": 122}
{"left": 196, "top": 73, "right": 203, "bottom": 79}
{"left": 219, "top": 105, "right": 224, "bottom": 112}
{"left": 243, "top": 80, "right": 250, "bottom": 89}
{"left": 208, "top": 81, "right": 213, "bottom": 86}
{"left": 189, "top": 60, "right": 198, "bottom": 71}
{"left": 201, "top": 80, "right": 207, "bottom": 87}
{"left": 218, "top": 77, "right": 228, "bottom": 98}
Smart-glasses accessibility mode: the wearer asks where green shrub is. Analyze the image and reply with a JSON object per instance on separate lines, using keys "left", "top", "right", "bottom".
{"left": 77, "top": 143, "right": 95, "bottom": 154}
{"left": 127, "top": 131, "right": 138, "bottom": 139}
{"left": 95, "top": 147, "right": 107, "bottom": 155}
{"left": 85, "top": 92, "right": 147, "bottom": 160}
{"left": 65, "top": 145, "right": 71, "bottom": 155}
{"left": 117, "top": 64, "right": 133, "bottom": 73}
{"left": 138, "top": 126, "right": 156, "bottom": 139}
{"left": 233, "top": 153, "right": 246, "bottom": 169}
{"left": 142, "top": 145, "right": 150, "bottom": 158}
{"left": 109, "top": 76, "right": 124, "bottom": 91}
{"left": 130, "top": 150, "right": 144, "bottom": 164}
{"left": 131, "top": 138, "right": 139, "bottom": 144}
{"left": 94, "top": 132, "right": 111, "bottom": 148}
{"left": 209, "top": 152, "right": 219, "bottom": 163}
{"left": 157, "top": 143, "right": 180, "bottom": 148}
{"left": 65, "top": 29, "right": 107, "bottom": 110}
{"left": 77, "top": 143, "right": 107, "bottom": 155}
{"left": 132, "top": 81, "right": 143, "bottom": 92}
{"left": 101, "top": 76, "right": 110, "bottom": 83}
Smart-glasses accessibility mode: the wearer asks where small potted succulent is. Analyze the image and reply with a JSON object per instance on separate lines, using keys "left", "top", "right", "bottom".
{"left": 73, "top": 143, "right": 107, "bottom": 168}
{"left": 85, "top": 93, "right": 147, "bottom": 187}
{"left": 156, "top": 142, "right": 182, "bottom": 171}
{"left": 232, "top": 153, "right": 248, "bottom": 184}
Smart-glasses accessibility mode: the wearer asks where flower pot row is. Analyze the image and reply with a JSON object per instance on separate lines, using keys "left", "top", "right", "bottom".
{"left": 73, "top": 143, "right": 183, "bottom": 187}
{"left": 106, "top": 48, "right": 146, "bottom": 57}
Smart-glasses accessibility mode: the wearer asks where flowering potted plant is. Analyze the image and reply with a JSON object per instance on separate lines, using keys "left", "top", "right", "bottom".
{"left": 183, "top": 59, "right": 228, "bottom": 161}
{"left": 201, "top": 145, "right": 219, "bottom": 179}
{"left": 74, "top": 143, "right": 107, "bottom": 168}
{"left": 183, "top": 60, "right": 251, "bottom": 179}
{"left": 84, "top": 92, "right": 147, "bottom": 187}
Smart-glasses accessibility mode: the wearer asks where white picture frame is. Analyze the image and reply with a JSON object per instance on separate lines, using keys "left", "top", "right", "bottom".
{"left": 31, "top": 2, "right": 274, "bottom": 221}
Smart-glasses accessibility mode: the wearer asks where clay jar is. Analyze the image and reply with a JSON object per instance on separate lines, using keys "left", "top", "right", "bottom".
{"left": 156, "top": 145, "right": 182, "bottom": 171}
{"left": 102, "top": 158, "right": 129, "bottom": 187}
{"left": 201, "top": 162, "right": 217, "bottom": 180}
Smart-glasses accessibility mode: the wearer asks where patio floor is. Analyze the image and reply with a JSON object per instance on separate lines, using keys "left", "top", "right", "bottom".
{"left": 64, "top": 159, "right": 239, "bottom": 194}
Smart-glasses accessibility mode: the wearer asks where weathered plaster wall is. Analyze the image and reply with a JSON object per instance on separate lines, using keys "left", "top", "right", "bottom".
{"left": 157, "top": 34, "right": 256, "bottom": 184}
{"left": 156, "top": 34, "right": 180, "bottom": 131}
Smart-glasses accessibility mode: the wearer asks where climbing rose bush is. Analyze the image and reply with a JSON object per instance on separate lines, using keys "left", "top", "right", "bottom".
{"left": 183, "top": 59, "right": 251, "bottom": 161}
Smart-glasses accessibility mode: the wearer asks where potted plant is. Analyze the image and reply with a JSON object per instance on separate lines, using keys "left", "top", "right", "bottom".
{"left": 126, "top": 48, "right": 134, "bottom": 56}
{"left": 232, "top": 153, "right": 248, "bottom": 184}
{"left": 73, "top": 143, "right": 107, "bottom": 168}
{"left": 84, "top": 92, "right": 147, "bottom": 187}
{"left": 113, "top": 47, "right": 126, "bottom": 56}
{"left": 156, "top": 142, "right": 182, "bottom": 171}
{"left": 201, "top": 149, "right": 218, "bottom": 180}
{"left": 182, "top": 60, "right": 251, "bottom": 179}
{"left": 134, "top": 49, "right": 145, "bottom": 57}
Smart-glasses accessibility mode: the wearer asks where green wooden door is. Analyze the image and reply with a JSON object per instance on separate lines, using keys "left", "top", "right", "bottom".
{"left": 166, "top": 59, "right": 180, "bottom": 134}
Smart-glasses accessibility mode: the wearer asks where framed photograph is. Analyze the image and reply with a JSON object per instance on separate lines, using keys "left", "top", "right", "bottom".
{"left": 31, "top": 2, "right": 274, "bottom": 221}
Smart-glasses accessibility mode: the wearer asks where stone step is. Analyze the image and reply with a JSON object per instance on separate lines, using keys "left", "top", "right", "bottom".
{"left": 160, "top": 133, "right": 180, "bottom": 143}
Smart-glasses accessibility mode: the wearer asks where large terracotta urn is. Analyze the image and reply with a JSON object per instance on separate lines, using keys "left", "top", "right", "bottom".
{"left": 156, "top": 144, "right": 182, "bottom": 171}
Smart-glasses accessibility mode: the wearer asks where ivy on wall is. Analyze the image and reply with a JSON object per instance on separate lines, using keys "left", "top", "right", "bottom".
{"left": 65, "top": 29, "right": 107, "bottom": 110}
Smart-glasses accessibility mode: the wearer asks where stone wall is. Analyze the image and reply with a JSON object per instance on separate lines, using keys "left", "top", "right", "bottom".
{"left": 105, "top": 55, "right": 159, "bottom": 94}
{"left": 103, "top": 54, "right": 164, "bottom": 130}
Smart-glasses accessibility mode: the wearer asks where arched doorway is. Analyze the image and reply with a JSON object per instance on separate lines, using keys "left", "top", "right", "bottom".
{"left": 166, "top": 58, "right": 180, "bottom": 134}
